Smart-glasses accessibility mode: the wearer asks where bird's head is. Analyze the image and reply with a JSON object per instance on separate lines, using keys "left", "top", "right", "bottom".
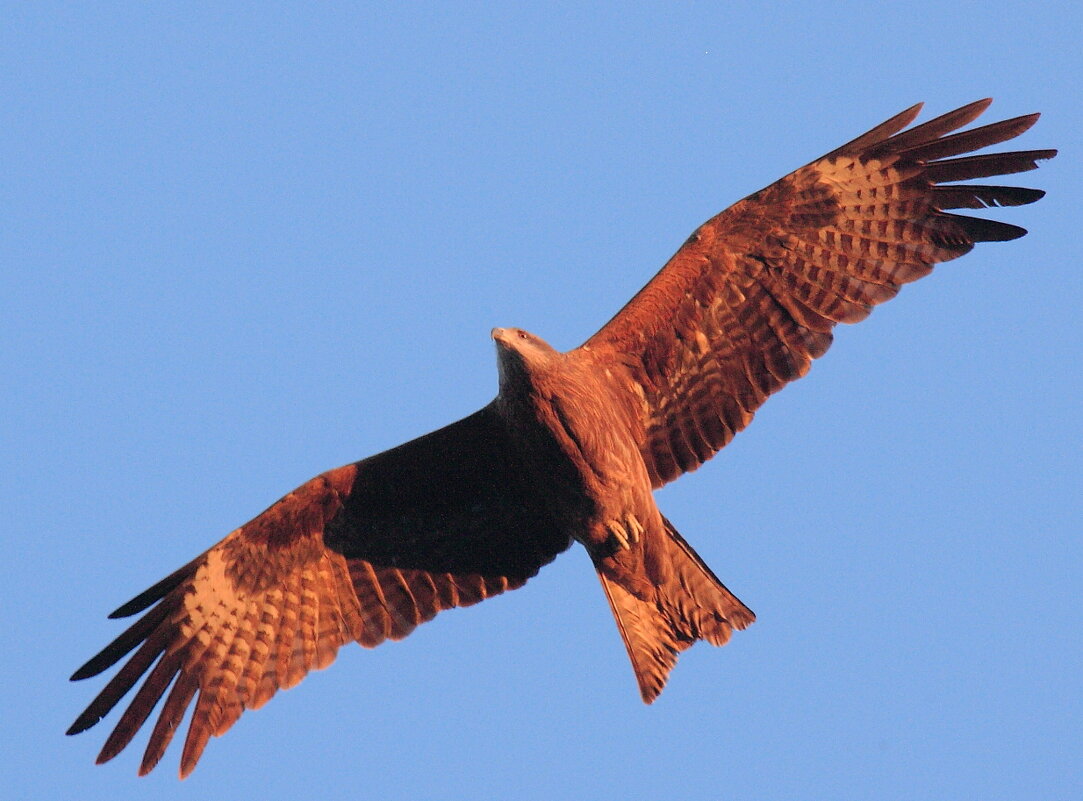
{"left": 491, "top": 327, "right": 560, "bottom": 390}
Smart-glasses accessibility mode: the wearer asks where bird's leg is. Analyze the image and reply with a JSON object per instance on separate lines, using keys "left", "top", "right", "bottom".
{"left": 605, "top": 515, "right": 644, "bottom": 552}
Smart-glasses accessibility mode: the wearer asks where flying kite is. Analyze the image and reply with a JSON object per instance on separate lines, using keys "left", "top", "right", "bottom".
{"left": 69, "top": 99, "right": 1054, "bottom": 777}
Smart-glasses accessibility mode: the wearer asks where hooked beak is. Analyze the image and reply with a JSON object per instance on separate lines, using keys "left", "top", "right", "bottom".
{"left": 491, "top": 327, "right": 510, "bottom": 346}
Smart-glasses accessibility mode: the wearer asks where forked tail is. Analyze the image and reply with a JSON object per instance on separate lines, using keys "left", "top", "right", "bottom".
{"left": 598, "top": 516, "right": 754, "bottom": 702}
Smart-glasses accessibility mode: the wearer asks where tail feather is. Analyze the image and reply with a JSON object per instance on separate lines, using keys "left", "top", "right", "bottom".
{"left": 598, "top": 573, "right": 683, "bottom": 703}
{"left": 598, "top": 517, "right": 754, "bottom": 702}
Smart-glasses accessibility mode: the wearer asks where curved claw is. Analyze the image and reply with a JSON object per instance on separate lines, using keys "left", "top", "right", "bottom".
{"left": 605, "top": 516, "right": 644, "bottom": 551}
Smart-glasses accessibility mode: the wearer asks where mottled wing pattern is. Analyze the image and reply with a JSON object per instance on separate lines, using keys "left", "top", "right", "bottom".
{"left": 69, "top": 405, "right": 569, "bottom": 777}
{"left": 583, "top": 99, "right": 1054, "bottom": 486}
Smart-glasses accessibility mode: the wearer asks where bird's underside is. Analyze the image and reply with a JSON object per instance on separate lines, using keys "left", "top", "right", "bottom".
{"left": 69, "top": 99, "right": 1054, "bottom": 777}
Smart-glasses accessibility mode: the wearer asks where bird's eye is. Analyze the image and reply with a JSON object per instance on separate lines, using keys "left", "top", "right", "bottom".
{"left": 518, "top": 330, "right": 528, "bottom": 340}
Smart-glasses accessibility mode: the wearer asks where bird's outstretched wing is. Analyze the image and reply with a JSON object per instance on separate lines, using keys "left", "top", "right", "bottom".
{"left": 68, "top": 404, "right": 570, "bottom": 777}
{"left": 582, "top": 99, "right": 1055, "bottom": 486}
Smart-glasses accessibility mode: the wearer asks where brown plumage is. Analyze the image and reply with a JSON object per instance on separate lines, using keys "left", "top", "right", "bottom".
{"left": 69, "top": 99, "right": 1054, "bottom": 777}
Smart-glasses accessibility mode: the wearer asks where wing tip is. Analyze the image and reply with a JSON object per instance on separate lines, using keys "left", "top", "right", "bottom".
{"left": 1014, "top": 110, "right": 1041, "bottom": 133}
{"left": 107, "top": 555, "right": 205, "bottom": 619}
{"left": 108, "top": 589, "right": 166, "bottom": 620}
{"left": 952, "top": 97, "right": 994, "bottom": 123}
{"left": 70, "top": 666, "right": 96, "bottom": 682}
{"left": 66, "top": 716, "right": 94, "bottom": 736}
{"left": 998, "top": 223, "right": 1029, "bottom": 241}
{"left": 178, "top": 742, "right": 204, "bottom": 780}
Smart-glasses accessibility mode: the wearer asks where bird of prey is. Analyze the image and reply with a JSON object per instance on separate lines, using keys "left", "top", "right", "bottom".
{"left": 69, "top": 99, "right": 1054, "bottom": 777}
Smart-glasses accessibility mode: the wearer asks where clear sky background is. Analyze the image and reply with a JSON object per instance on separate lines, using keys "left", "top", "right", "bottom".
{"left": 4, "top": 4, "right": 1080, "bottom": 800}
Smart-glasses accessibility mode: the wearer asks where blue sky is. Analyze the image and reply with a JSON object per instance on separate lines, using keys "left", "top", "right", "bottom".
{"left": 4, "top": 4, "right": 1080, "bottom": 799}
